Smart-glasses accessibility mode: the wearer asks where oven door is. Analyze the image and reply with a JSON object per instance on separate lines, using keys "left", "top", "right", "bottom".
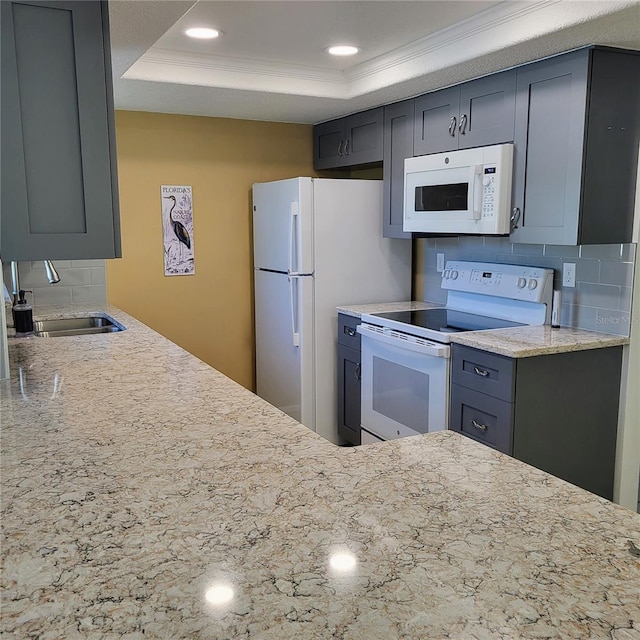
{"left": 358, "top": 325, "right": 450, "bottom": 441}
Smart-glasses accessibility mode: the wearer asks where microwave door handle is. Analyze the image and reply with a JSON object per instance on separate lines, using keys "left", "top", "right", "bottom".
{"left": 471, "top": 165, "right": 483, "bottom": 220}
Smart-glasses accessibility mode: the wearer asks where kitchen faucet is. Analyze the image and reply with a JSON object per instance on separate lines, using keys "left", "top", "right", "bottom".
{"left": 43, "top": 260, "right": 61, "bottom": 285}
{"left": 10, "top": 260, "right": 61, "bottom": 304}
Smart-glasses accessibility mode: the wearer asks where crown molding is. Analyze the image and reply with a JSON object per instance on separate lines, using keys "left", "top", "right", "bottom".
{"left": 347, "top": 0, "right": 557, "bottom": 82}
{"left": 346, "top": 0, "right": 639, "bottom": 97}
{"left": 123, "top": 0, "right": 639, "bottom": 101}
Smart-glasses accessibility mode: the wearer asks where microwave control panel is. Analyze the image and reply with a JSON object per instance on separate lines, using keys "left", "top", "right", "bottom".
{"left": 481, "top": 166, "right": 498, "bottom": 219}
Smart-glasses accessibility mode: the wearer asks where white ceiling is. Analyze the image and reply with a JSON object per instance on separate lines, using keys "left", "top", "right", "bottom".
{"left": 109, "top": 0, "right": 640, "bottom": 125}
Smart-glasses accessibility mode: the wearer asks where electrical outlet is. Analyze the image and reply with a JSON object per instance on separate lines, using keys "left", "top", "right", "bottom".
{"left": 436, "top": 253, "right": 445, "bottom": 273}
{"left": 562, "top": 262, "right": 576, "bottom": 288}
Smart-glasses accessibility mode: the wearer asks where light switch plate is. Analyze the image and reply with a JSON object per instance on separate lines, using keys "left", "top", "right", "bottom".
{"left": 436, "top": 253, "right": 445, "bottom": 273}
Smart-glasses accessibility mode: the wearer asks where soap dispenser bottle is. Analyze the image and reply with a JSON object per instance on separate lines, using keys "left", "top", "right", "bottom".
{"left": 13, "top": 289, "right": 34, "bottom": 335}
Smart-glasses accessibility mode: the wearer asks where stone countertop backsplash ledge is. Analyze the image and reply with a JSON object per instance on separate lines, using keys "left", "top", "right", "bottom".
{"left": 1, "top": 303, "right": 639, "bottom": 638}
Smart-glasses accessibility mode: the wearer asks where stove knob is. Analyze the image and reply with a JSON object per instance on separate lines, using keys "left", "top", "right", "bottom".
{"left": 517, "top": 277, "right": 527, "bottom": 289}
{"left": 528, "top": 279, "right": 538, "bottom": 290}
{"left": 451, "top": 270, "right": 459, "bottom": 280}
{"left": 444, "top": 270, "right": 450, "bottom": 279}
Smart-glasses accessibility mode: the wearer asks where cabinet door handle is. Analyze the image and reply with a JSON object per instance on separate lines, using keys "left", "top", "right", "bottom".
{"left": 458, "top": 113, "right": 467, "bottom": 134}
{"left": 337, "top": 140, "right": 344, "bottom": 156}
{"left": 473, "top": 366, "right": 489, "bottom": 377}
{"left": 510, "top": 207, "right": 521, "bottom": 231}
{"left": 343, "top": 138, "right": 350, "bottom": 155}
{"left": 448, "top": 116, "right": 457, "bottom": 137}
{"left": 471, "top": 419, "right": 488, "bottom": 432}
{"left": 344, "top": 326, "right": 356, "bottom": 337}
{"left": 355, "top": 363, "right": 361, "bottom": 381}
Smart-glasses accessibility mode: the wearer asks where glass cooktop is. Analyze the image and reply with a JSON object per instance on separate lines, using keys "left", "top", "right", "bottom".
{"left": 370, "top": 308, "right": 525, "bottom": 334}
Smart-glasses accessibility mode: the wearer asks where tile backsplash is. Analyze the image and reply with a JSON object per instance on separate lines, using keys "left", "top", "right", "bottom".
{"left": 2, "top": 260, "right": 107, "bottom": 308}
{"left": 420, "top": 237, "right": 637, "bottom": 337}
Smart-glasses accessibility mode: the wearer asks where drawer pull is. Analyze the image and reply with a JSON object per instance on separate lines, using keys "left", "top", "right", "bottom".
{"left": 473, "top": 366, "right": 489, "bottom": 377}
{"left": 471, "top": 419, "right": 488, "bottom": 432}
{"left": 344, "top": 326, "right": 356, "bottom": 337}
{"left": 355, "top": 363, "right": 361, "bottom": 381}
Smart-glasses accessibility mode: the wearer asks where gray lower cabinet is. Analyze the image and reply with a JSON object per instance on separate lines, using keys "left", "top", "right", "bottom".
{"left": 414, "top": 69, "right": 516, "bottom": 156}
{"left": 450, "top": 343, "right": 622, "bottom": 500}
{"left": 510, "top": 47, "right": 640, "bottom": 245}
{"left": 1, "top": 0, "right": 121, "bottom": 261}
{"left": 337, "top": 314, "right": 361, "bottom": 445}
{"left": 313, "top": 108, "right": 383, "bottom": 170}
{"left": 382, "top": 99, "right": 414, "bottom": 239}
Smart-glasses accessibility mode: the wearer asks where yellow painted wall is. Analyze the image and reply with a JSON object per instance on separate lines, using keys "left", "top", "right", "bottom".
{"left": 106, "top": 111, "right": 316, "bottom": 391}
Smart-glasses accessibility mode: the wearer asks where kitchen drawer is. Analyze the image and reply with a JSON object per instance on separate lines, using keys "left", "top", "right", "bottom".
{"left": 338, "top": 313, "right": 361, "bottom": 350}
{"left": 451, "top": 344, "right": 515, "bottom": 402}
{"left": 450, "top": 383, "right": 514, "bottom": 454}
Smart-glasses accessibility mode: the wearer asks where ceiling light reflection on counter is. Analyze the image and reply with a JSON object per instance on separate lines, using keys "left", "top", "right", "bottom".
{"left": 205, "top": 583, "right": 234, "bottom": 606}
{"left": 185, "top": 27, "right": 221, "bottom": 40}
{"left": 327, "top": 45, "right": 360, "bottom": 57}
{"left": 329, "top": 550, "right": 357, "bottom": 572}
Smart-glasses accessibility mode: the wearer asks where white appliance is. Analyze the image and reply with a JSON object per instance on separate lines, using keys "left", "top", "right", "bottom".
{"left": 253, "top": 177, "right": 411, "bottom": 444}
{"left": 403, "top": 143, "right": 514, "bottom": 235}
{"left": 358, "top": 261, "right": 553, "bottom": 442}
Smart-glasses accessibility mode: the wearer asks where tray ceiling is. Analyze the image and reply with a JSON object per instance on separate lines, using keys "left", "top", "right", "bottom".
{"left": 109, "top": 0, "right": 640, "bottom": 124}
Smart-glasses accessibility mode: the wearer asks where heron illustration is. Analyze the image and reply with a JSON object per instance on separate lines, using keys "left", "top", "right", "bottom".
{"left": 163, "top": 195, "right": 191, "bottom": 264}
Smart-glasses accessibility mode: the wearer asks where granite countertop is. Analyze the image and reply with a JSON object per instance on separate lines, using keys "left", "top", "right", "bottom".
{"left": 338, "top": 300, "right": 628, "bottom": 357}
{"left": 336, "top": 300, "right": 440, "bottom": 318}
{"left": 2, "top": 304, "right": 639, "bottom": 639}
{"left": 448, "top": 324, "right": 629, "bottom": 357}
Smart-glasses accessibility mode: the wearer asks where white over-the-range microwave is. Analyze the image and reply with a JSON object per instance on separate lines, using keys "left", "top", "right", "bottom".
{"left": 403, "top": 143, "right": 514, "bottom": 235}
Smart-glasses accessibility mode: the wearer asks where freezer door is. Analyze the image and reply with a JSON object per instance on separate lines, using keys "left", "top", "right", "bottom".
{"left": 252, "top": 178, "right": 313, "bottom": 274}
{"left": 254, "top": 269, "right": 314, "bottom": 428}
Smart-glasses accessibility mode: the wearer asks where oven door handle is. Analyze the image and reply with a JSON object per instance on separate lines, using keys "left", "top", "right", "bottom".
{"left": 357, "top": 324, "right": 450, "bottom": 358}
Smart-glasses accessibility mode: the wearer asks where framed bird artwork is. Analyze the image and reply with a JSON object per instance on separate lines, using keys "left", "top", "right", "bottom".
{"left": 161, "top": 185, "right": 195, "bottom": 276}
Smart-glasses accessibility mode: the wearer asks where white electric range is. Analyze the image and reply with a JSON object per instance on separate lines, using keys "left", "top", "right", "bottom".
{"left": 357, "top": 261, "right": 554, "bottom": 443}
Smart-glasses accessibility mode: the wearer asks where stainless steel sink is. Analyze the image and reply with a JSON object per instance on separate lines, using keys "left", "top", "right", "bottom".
{"left": 33, "top": 315, "right": 125, "bottom": 337}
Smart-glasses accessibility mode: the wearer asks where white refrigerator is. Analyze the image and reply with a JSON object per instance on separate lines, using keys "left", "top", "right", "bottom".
{"left": 252, "top": 177, "right": 411, "bottom": 444}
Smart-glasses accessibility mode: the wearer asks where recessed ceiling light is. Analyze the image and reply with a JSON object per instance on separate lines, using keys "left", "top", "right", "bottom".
{"left": 185, "top": 27, "right": 221, "bottom": 40}
{"left": 327, "top": 45, "right": 360, "bottom": 57}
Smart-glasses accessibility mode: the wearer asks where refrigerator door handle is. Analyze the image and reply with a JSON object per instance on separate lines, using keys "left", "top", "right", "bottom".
{"left": 288, "top": 275, "right": 300, "bottom": 347}
{"left": 288, "top": 201, "right": 299, "bottom": 275}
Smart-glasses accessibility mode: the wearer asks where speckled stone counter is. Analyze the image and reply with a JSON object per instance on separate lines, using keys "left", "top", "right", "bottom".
{"left": 2, "top": 305, "right": 639, "bottom": 639}
{"left": 448, "top": 324, "right": 629, "bottom": 357}
{"left": 337, "top": 300, "right": 629, "bottom": 357}
{"left": 336, "top": 300, "right": 439, "bottom": 318}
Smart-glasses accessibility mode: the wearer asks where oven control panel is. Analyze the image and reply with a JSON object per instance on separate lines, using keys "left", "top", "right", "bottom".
{"left": 442, "top": 261, "right": 554, "bottom": 304}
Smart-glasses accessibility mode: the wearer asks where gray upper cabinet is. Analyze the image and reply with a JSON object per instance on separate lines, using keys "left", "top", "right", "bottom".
{"left": 413, "top": 86, "right": 459, "bottom": 155}
{"left": 313, "top": 107, "right": 383, "bottom": 170}
{"left": 382, "top": 100, "right": 414, "bottom": 239}
{"left": 1, "top": 0, "right": 121, "bottom": 261}
{"left": 414, "top": 70, "right": 516, "bottom": 156}
{"left": 511, "top": 47, "right": 640, "bottom": 245}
